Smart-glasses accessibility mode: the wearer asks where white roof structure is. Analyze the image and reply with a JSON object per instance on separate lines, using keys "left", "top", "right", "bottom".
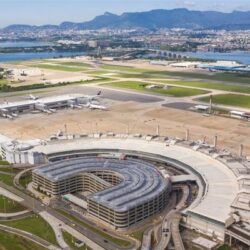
{"left": 0, "top": 133, "right": 12, "bottom": 145}
{"left": 192, "top": 237, "right": 218, "bottom": 249}
{"left": 32, "top": 138, "right": 239, "bottom": 224}
{"left": 37, "top": 94, "right": 84, "bottom": 104}
{"left": 195, "top": 105, "right": 209, "bottom": 111}
{"left": 34, "top": 157, "right": 170, "bottom": 212}
{"left": 170, "top": 62, "right": 200, "bottom": 68}
{"left": 0, "top": 94, "right": 86, "bottom": 111}
{"left": 0, "top": 100, "right": 37, "bottom": 110}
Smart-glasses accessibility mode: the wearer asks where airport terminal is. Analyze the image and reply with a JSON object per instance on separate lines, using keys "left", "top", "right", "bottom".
{"left": 0, "top": 93, "right": 105, "bottom": 119}
{"left": 1, "top": 131, "right": 250, "bottom": 249}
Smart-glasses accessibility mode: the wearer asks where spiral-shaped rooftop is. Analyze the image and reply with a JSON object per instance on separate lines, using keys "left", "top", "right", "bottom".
{"left": 33, "top": 157, "right": 171, "bottom": 212}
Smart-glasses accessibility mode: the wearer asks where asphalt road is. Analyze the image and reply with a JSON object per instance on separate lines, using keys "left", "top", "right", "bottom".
{"left": 0, "top": 224, "right": 60, "bottom": 250}
{"left": 0, "top": 181, "right": 136, "bottom": 250}
{"left": 162, "top": 102, "right": 196, "bottom": 111}
{"left": 154, "top": 185, "right": 189, "bottom": 250}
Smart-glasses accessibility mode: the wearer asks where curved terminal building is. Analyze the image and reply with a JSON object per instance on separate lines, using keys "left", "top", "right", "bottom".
{"left": 32, "top": 157, "right": 171, "bottom": 228}
{"left": 2, "top": 133, "right": 250, "bottom": 246}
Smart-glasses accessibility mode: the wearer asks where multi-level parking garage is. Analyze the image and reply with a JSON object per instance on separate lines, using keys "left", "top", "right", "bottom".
{"left": 32, "top": 157, "right": 171, "bottom": 228}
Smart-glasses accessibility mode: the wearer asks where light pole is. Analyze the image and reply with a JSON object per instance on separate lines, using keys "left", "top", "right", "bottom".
{"left": 3, "top": 196, "right": 6, "bottom": 214}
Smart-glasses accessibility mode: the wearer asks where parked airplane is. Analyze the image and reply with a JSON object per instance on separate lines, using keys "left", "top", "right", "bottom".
{"left": 82, "top": 101, "right": 107, "bottom": 110}
{"left": 28, "top": 94, "right": 40, "bottom": 100}
{"left": 23, "top": 94, "right": 41, "bottom": 100}
{"left": 89, "top": 103, "right": 107, "bottom": 110}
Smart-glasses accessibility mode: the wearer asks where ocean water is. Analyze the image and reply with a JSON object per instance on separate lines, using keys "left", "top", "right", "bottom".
{"left": 0, "top": 41, "right": 249, "bottom": 64}
{"left": 0, "top": 51, "right": 86, "bottom": 62}
{"left": 182, "top": 51, "right": 250, "bottom": 65}
{"left": 0, "top": 41, "right": 53, "bottom": 48}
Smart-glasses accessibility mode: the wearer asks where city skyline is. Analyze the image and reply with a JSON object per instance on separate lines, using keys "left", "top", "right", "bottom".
{"left": 0, "top": 0, "right": 250, "bottom": 27}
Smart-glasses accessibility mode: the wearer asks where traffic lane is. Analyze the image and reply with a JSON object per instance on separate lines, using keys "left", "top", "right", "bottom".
{"left": 0, "top": 183, "right": 132, "bottom": 250}
{"left": 0, "top": 224, "right": 59, "bottom": 249}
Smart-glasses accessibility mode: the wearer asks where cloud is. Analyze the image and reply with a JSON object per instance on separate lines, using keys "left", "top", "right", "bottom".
{"left": 235, "top": 4, "right": 250, "bottom": 11}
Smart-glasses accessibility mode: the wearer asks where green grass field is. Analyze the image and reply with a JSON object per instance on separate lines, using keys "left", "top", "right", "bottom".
{"left": 88, "top": 70, "right": 119, "bottom": 76}
{"left": 62, "top": 231, "right": 92, "bottom": 250}
{"left": 155, "top": 80, "right": 250, "bottom": 94}
{"left": 0, "top": 173, "right": 14, "bottom": 186}
{"left": 0, "top": 79, "right": 8, "bottom": 86}
{"left": 217, "top": 245, "right": 231, "bottom": 250}
{"left": 0, "top": 195, "right": 25, "bottom": 213}
{"left": 0, "top": 230, "right": 48, "bottom": 250}
{"left": 130, "top": 230, "right": 144, "bottom": 242}
{"left": 56, "top": 209, "right": 130, "bottom": 247}
{"left": 0, "top": 160, "right": 10, "bottom": 166}
{"left": 31, "top": 64, "right": 87, "bottom": 72}
{"left": 107, "top": 81, "right": 209, "bottom": 97}
{"left": 199, "top": 94, "right": 250, "bottom": 109}
{"left": 117, "top": 70, "right": 250, "bottom": 84}
{"left": 101, "top": 64, "right": 146, "bottom": 73}
{"left": 19, "top": 174, "right": 32, "bottom": 188}
{"left": 0, "top": 167, "right": 19, "bottom": 174}
{"left": 59, "top": 62, "right": 93, "bottom": 68}
{"left": 1, "top": 214, "right": 58, "bottom": 245}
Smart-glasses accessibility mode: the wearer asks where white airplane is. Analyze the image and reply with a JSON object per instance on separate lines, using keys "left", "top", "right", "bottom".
{"left": 28, "top": 94, "right": 40, "bottom": 100}
{"left": 89, "top": 103, "right": 107, "bottom": 110}
{"left": 6, "top": 114, "right": 13, "bottom": 120}
{"left": 23, "top": 94, "right": 40, "bottom": 100}
{"left": 11, "top": 113, "right": 18, "bottom": 118}
{"left": 70, "top": 104, "right": 82, "bottom": 109}
{"left": 82, "top": 102, "right": 107, "bottom": 110}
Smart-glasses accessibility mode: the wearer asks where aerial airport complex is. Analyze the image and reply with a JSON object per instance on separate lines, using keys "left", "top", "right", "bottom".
{"left": 0, "top": 57, "right": 250, "bottom": 250}
{"left": 1, "top": 131, "right": 250, "bottom": 249}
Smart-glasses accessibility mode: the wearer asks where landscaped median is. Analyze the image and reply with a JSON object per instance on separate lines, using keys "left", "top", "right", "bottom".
{"left": 0, "top": 214, "right": 58, "bottom": 246}
{"left": 0, "top": 160, "right": 10, "bottom": 166}
{"left": 0, "top": 173, "right": 14, "bottom": 187}
{"left": 56, "top": 209, "right": 131, "bottom": 248}
{"left": 199, "top": 93, "right": 250, "bottom": 109}
{"left": 62, "top": 230, "right": 92, "bottom": 250}
{"left": 0, "top": 195, "right": 25, "bottom": 213}
{"left": 0, "top": 166, "right": 20, "bottom": 187}
{"left": 105, "top": 81, "right": 210, "bottom": 97}
{"left": 0, "top": 230, "right": 48, "bottom": 250}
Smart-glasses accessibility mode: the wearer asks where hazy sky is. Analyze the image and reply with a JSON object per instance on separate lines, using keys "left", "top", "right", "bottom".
{"left": 0, "top": 0, "right": 250, "bottom": 27}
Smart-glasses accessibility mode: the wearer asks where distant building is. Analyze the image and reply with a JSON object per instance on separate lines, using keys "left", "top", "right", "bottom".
{"left": 88, "top": 40, "right": 98, "bottom": 48}
{"left": 74, "top": 240, "right": 84, "bottom": 248}
{"left": 194, "top": 105, "right": 209, "bottom": 112}
{"left": 170, "top": 62, "right": 200, "bottom": 68}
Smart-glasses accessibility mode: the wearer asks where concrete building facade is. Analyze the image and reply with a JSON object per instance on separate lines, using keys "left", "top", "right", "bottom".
{"left": 32, "top": 157, "right": 171, "bottom": 228}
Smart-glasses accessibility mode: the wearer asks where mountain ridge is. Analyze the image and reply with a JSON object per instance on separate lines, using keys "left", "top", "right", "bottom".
{"left": 3, "top": 8, "right": 250, "bottom": 31}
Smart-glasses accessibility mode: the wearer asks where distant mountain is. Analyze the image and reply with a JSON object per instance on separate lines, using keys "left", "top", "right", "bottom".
{"left": 3, "top": 8, "right": 250, "bottom": 31}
